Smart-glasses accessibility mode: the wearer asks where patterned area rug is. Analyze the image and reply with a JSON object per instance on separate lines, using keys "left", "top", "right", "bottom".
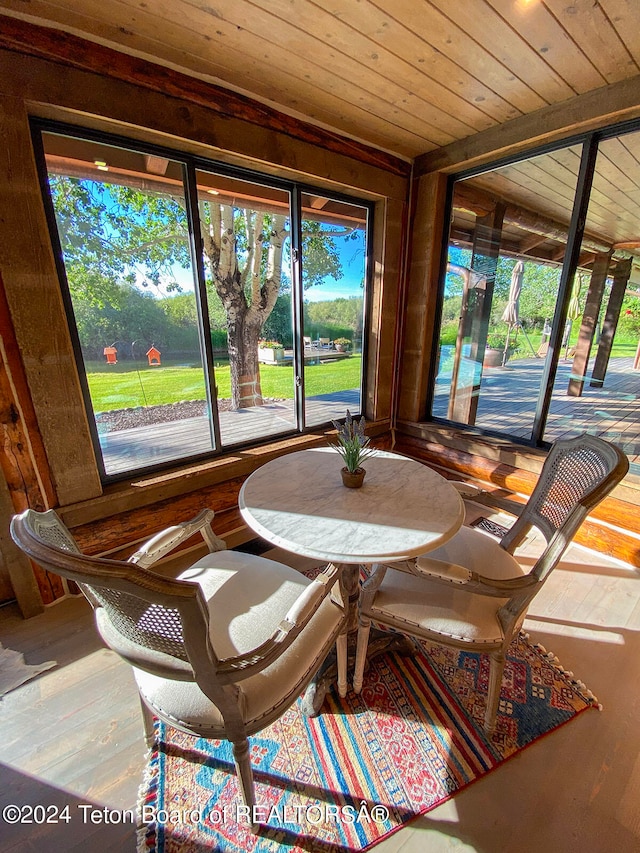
{"left": 137, "top": 631, "right": 598, "bottom": 852}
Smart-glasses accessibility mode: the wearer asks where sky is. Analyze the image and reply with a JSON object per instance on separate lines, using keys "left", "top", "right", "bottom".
{"left": 149, "top": 229, "right": 366, "bottom": 303}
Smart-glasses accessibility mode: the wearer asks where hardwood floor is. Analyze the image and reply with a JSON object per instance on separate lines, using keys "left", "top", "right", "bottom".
{"left": 1, "top": 519, "right": 640, "bottom": 852}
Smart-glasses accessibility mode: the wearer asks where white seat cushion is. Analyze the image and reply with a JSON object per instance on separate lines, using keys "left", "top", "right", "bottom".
{"left": 418, "top": 524, "right": 527, "bottom": 582}
{"left": 135, "top": 550, "right": 343, "bottom": 735}
{"left": 369, "top": 568, "right": 508, "bottom": 645}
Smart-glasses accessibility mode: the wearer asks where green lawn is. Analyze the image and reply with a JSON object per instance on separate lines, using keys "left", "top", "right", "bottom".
{"left": 86, "top": 356, "right": 362, "bottom": 411}
{"left": 509, "top": 335, "right": 638, "bottom": 360}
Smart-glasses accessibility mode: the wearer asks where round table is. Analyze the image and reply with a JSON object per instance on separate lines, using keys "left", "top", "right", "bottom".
{"left": 239, "top": 447, "right": 465, "bottom": 712}
{"left": 239, "top": 446, "right": 464, "bottom": 566}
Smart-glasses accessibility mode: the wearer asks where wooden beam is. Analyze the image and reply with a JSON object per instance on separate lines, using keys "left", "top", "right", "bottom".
{"left": 0, "top": 471, "right": 44, "bottom": 617}
{"left": 568, "top": 252, "right": 612, "bottom": 397}
{"left": 453, "top": 182, "right": 613, "bottom": 256}
{"left": 397, "top": 173, "right": 448, "bottom": 423}
{"left": 143, "top": 154, "right": 169, "bottom": 176}
{"left": 449, "top": 203, "right": 505, "bottom": 424}
{"left": 416, "top": 75, "right": 640, "bottom": 176}
{"left": 0, "top": 303, "right": 64, "bottom": 604}
{"left": 0, "top": 273, "right": 56, "bottom": 510}
{"left": 591, "top": 257, "right": 633, "bottom": 388}
{"left": 0, "top": 15, "right": 410, "bottom": 179}
{"left": 0, "top": 93, "right": 102, "bottom": 505}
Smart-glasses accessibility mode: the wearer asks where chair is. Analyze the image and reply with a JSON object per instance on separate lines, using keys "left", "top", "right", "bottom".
{"left": 318, "top": 337, "right": 333, "bottom": 350}
{"left": 353, "top": 435, "right": 628, "bottom": 734}
{"left": 303, "top": 335, "right": 314, "bottom": 349}
{"left": 11, "top": 508, "right": 348, "bottom": 813}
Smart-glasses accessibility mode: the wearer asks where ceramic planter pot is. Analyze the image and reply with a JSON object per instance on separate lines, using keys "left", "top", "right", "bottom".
{"left": 483, "top": 347, "right": 505, "bottom": 368}
{"left": 341, "top": 466, "right": 366, "bottom": 488}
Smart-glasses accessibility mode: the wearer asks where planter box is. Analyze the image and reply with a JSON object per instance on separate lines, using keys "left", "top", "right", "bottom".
{"left": 258, "top": 346, "right": 285, "bottom": 363}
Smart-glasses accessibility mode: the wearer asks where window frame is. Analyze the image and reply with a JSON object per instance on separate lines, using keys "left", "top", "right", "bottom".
{"left": 427, "top": 114, "right": 640, "bottom": 450}
{"left": 31, "top": 118, "right": 374, "bottom": 482}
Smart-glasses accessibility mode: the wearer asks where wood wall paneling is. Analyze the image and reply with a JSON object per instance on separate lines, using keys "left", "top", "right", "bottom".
{"left": 0, "top": 93, "right": 102, "bottom": 507}
{"left": 396, "top": 172, "right": 448, "bottom": 423}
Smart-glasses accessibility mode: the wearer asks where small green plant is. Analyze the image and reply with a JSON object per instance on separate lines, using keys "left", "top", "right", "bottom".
{"left": 486, "top": 333, "right": 507, "bottom": 349}
{"left": 330, "top": 410, "right": 375, "bottom": 472}
{"left": 333, "top": 337, "right": 351, "bottom": 348}
{"left": 258, "top": 340, "right": 283, "bottom": 349}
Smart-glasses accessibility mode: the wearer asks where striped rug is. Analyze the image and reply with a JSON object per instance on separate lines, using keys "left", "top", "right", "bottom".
{"left": 137, "top": 631, "right": 598, "bottom": 852}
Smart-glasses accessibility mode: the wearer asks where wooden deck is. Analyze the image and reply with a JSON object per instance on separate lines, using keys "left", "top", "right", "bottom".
{"left": 433, "top": 356, "right": 640, "bottom": 469}
{"left": 100, "top": 357, "right": 640, "bottom": 477}
{"left": 100, "top": 389, "right": 361, "bottom": 476}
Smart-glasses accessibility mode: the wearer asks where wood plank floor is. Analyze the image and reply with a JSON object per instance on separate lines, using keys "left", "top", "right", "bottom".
{"left": 1, "top": 516, "right": 640, "bottom": 852}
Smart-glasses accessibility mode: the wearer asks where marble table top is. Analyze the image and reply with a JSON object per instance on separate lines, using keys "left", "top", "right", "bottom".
{"left": 239, "top": 447, "right": 465, "bottom": 564}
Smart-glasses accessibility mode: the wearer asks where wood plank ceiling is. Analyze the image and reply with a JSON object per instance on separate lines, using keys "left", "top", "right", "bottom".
{"left": 2, "top": 0, "right": 640, "bottom": 273}
{"left": 2, "top": 0, "right": 639, "bottom": 161}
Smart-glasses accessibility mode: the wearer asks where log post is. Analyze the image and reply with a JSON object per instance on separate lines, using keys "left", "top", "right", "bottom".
{"left": 591, "top": 257, "right": 633, "bottom": 388}
{"left": 449, "top": 201, "right": 505, "bottom": 424}
{"left": 567, "top": 252, "right": 612, "bottom": 397}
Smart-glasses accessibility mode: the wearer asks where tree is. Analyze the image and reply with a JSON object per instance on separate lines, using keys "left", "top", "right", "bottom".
{"left": 73, "top": 280, "right": 172, "bottom": 359}
{"left": 49, "top": 173, "right": 355, "bottom": 408}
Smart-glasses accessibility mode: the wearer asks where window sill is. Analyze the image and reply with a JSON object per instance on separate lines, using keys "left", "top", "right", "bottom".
{"left": 59, "top": 431, "right": 330, "bottom": 528}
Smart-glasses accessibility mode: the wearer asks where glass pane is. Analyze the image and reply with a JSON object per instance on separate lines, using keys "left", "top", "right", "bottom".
{"left": 42, "top": 133, "right": 215, "bottom": 476}
{"left": 194, "top": 170, "right": 296, "bottom": 445}
{"left": 433, "top": 146, "right": 582, "bottom": 440}
{"left": 301, "top": 193, "right": 368, "bottom": 428}
{"left": 543, "top": 131, "right": 640, "bottom": 471}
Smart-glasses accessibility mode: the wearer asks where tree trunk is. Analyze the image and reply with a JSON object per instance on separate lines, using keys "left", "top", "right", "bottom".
{"left": 201, "top": 205, "right": 287, "bottom": 409}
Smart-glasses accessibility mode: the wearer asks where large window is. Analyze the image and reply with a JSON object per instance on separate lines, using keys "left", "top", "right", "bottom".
{"left": 431, "top": 123, "right": 640, "bottom": 472}
{"left": 36, "top": 125, "right": 371, "bottom": 479}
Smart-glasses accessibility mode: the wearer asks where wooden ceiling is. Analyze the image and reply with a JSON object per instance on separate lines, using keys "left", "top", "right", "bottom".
{"left": 2, "top": 0, "right": 639, "bottom": 162}
{"left": 2, "top": 0, "right": 640, "bottom": 277}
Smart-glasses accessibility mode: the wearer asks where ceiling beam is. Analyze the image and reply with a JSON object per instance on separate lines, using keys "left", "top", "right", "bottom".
{"left": 416, "top": 75, "right": 640, "bottom": 176}
{"left": 453, "top": 182, "right": 613, "bottom": 255}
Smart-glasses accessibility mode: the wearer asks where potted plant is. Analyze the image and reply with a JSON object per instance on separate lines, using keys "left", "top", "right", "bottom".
{"left": 333, "top": 337, "right": 351, "bottom": 353}
{"left": 330, "top": 410, "right": 375, "bottom": 488}
{"left": 483, "top": 332, "right": 508, "bottom": 368}
{"left": 257, "top": 340, "right": 285, "bottom": 363}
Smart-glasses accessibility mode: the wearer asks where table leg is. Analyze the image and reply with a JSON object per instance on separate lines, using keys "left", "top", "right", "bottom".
{"left": 301, "top": 562, "right": 416, "bottom": 715}
{"left": 301, "top": 562, "right": 359, "bottom": 717}
{"left": 338, "top": 562, "right": 360, "bottom": 633}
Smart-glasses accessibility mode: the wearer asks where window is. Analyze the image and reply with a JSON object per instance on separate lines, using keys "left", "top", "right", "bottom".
{"left": 430, "top": 122, "right": 640, "bottom": 472}
{"left": 36, "top": 125, "right": 372, "bottom": 480}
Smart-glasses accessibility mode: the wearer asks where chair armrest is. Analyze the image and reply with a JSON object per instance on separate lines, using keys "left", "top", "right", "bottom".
{"left": 414, "top": 555, "right": 536, "bottom": 596}
{"left": 128, "top": 509, "right": 226, "bottom": 568}
{"left": 216, "top": 564, "right": 344, "bottom": 679}
{"left": 415, "top": 556, "right": 472, "bottom": 585}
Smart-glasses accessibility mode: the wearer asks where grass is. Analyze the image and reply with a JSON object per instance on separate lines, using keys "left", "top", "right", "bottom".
{"left": 86, "top": 356, "right": 362, "bottom": 411}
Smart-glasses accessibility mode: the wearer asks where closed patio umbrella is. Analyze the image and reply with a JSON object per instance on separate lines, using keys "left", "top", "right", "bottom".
{"left": 564, "top": 274, "right": 583, "bottom": 357}
{"left": 502, "top": 260, "right": 523, "bottom": 327}
{"left": 501, "top": 261, "right": 524, "bottom": 364}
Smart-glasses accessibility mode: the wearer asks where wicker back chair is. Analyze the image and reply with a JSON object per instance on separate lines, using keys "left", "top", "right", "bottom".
{"left": 11, "top": 508, "right": 347, "bottom": 815}
{"left": 353, "top": 435, "right": 628, "bottom": 734}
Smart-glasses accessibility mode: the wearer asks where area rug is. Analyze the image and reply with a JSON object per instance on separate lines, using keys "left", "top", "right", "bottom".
{"left": 137, "top": 631, "right": 599, "bottom": 853}
{"left": 0, "top": 643, "right": 56, "bottom": 698}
